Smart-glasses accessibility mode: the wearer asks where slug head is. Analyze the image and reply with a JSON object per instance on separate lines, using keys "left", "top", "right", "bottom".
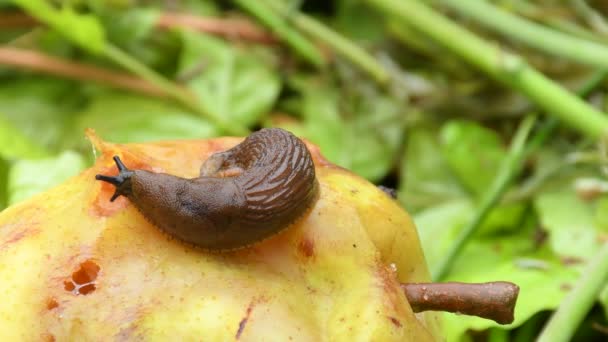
{"left": 95, "top": 156, "right": 134, "bottom": 201}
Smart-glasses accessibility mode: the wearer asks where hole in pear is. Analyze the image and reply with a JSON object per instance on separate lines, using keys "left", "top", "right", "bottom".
{"left": 63, "top": 259, "right": 100, "bottom": 295}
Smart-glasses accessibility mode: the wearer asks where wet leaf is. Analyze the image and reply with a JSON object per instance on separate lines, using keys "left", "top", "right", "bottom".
{"left": 442, "top": 237, "right": 578, "bottom": 341}
{"left": 415, "top": 203, "right": 579, "bottom": 340}
{"left": 0, "top": 116, "right": 48, "bottom": 160}
{"left": 74, "top": 92, "right": 219, "bottom": 143}
{"left": 0, "top": 78, "right": 81, "bottom": 151}
{"left": 7, "top": 150, "right": 85, "bottom": 205}
{"left": 600, "top": 286, "right": 608, "bottom": 318}
{"left": 334, "top": 0, "right": 386, "bottom": 42}
{"left": 13, "top": 0, "right": 106, "bottom": 54}
{"left": 179, "top": 32, "right": 280, "bottom": 128}
{"left": 440, "top": 120, "right": 507, "bottom": 197}
{"left": 0, "top": 159, "right": 8, "bottom": 210}
{"left": 276, "top": 78, "right": 404, "bottom": 181}
{"left": 534, "top": 189, "right": 602, "bottom": 261}
{"left": 399, "top": 126, "right": 465, "bottom": 212}
{"left": 99, "top": 8, "right": 159, "bottom": 47}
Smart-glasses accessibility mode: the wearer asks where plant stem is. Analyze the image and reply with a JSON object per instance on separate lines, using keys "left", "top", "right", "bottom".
{"left": 436, "top": 0, "right": 608, "bottom": 69}
{"left": 0, "top": 47, "right": 167, "bottom": 96}
{"left": 264, "top": 0, "right": 390, "bottom": 85}
{"left": 432, "top": 114, "right": 537, "bottom": 280}
{"left": 366, "top": 0, "right": 608, "bottom": 139}
{"left": 156, "top": 13, "right": 276, "bottom": 44}
{"left": 103, "top": 45, "right": 246, "bottom": 135}
{"left": 1, "top": 11, "right": 277, "bottom": 44}
{"left": 537, "top": 243, "right": 608, "bottom": 342}
{"left": 3, "top": 8, "right": 247, "bottom": 135}
{"left": 525, "top": 70, "right": 608, "bottom": 153}
{"left": 232, "top": 0, "right": 326, "bottom": 67}
{"left": 570, "top": 0, "right": 608, "bottom": 36}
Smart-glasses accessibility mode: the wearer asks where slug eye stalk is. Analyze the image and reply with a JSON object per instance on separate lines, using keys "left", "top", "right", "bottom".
{"left": 95, "top": 156, "right": 134, "bottom": 202}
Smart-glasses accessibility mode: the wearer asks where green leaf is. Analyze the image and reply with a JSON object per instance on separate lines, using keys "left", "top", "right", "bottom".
{"left": 0, "top": 78, "right": 81, "bottom": 152}
{"left": 593, "top": 195, "right": 608, "bottom": 231}
{"left": 12, "top": 0, "right": 106, "bottom": 54}
{"left": 276, "top": 78, "right": 404, "bottom": 181}
{"left": 443, "top": 239, "right": 578, "bottom": 341}
{"left": 179, "top": 32, "right": 281, "bottom": 128}
{"left": 94, "top": 8, "right": 176, "bottom": 70}
{"left": 348, "top": 95, "right": 404, "bottom": 181}
{"left": 0, "top": 115, "right": 48, "bottom": 160}
{"left": 298, "top": 84, "right": 347, "bottom": 166}
{"left": 414, "top": 199, "right": 472, "bottom": 268}
{"left": 399, "top": 126, "right": 465, "bottom": 212}
{"left": 600, "top": 286, "right": 608, "bottom": 318}
{"left": 99, "top": 8, "right": 159, "bottom": 47}
{"left": 8, "top": 151, "right": 86, "bottom": 205}
{"left": 0, "top": 159, "right": 8, "bottom": 210}
{"left": 74, "top": 92, "right": 219, "bottom": 143}
{"left": 440, "top": 120, "right": 507, "bottom": 197}
{"left": 400, "top": 125, "right": 525, "bottom": 233}
{"left": 415, "top": 203, "right": 580, "bottom": 340}
{"left": 334, "top": 0, "right": 386, "bottom": 42}
{"left": 534, "top": 190, "right": 603, "bottom": 261}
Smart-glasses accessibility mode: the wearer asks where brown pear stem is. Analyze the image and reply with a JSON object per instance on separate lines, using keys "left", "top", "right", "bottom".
{"left": 401, "top": 281, "right": 519, "bottom": 325}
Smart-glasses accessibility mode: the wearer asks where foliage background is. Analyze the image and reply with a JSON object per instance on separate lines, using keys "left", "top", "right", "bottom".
{"left": 1, "top": 0, "right": 608, "bottom": 340}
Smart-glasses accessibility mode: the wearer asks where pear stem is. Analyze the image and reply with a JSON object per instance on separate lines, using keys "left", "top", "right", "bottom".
{"left": 401, "top": 281, "right": 519, "bottom": 325}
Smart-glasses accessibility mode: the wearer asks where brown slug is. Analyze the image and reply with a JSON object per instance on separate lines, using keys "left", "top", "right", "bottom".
{"left": 95, "top": 128, "right": 319, "bottom": 251}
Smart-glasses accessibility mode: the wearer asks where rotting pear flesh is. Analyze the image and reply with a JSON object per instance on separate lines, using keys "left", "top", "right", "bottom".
{"left": 0, "top": 131, "right": 442, "bottom": 341}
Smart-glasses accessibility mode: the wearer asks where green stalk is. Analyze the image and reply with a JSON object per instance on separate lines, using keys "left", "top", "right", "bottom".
{"left": 571, "top": 0, "right": 608, "bottom": 36}
{"left": 436, "top": 0, "right": 608, "bottom": 69}
{"left": 433, "top": 114, "right": 537, "bottom": 280}
{"left": 525, "top": 71, "right": 608, "bottom": 154}
{"left": 265, "top": 0, "right": 390, "bottom": 85}
{"left": 104, "top": 45, "right": 246, "bottom": 136}
{"left": 232, "top": 0, "right": 325, "bottom": 67}
{"left": 537, "top": 243, "right": 608, "bottom": 342}
{"left": 366, "top": 0, "right": 608, "bottom": 139}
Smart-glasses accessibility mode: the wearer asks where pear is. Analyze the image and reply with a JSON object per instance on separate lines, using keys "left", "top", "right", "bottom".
{"left": 0, "top": 131, "right": 442, "bottom": 341}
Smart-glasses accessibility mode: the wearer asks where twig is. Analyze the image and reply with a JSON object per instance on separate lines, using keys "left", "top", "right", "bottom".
{"left": 366, "top": 0, "right": 608, "bottom": 139}
{"left": 537, "top": 243, "right": 608, "bottom": 342}
{"left": 0, "top": 47, "right": 168, "bottom": 97}
{"left": 0, "top": 11, "right": 276, "bottom": 44}
{"left": 157, "top": 13, "right": 276, "bottom": 44}
{"left": 402, "top": 281, "right": 519, "bottom": 324}
{"left": 0, "top": 12, "right": 37, "bottom": 28}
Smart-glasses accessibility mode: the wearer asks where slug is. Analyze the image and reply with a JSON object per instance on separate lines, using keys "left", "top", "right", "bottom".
{"left": 95, "top": 128, "right": 319, "bottom": 251}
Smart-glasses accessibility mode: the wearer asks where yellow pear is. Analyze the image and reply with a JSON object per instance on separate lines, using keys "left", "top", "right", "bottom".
{"left": 0, "top": 131, "right": 442, "bottom": 341}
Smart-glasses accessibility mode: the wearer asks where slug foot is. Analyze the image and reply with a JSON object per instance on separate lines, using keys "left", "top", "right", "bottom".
{"left": 96, "top": 156, "right": 134, "bottom": 202}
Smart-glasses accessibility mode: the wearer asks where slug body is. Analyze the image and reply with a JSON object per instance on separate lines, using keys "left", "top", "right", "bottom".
{"left": 96, "top": 128, "right": 319, "bottom": 251}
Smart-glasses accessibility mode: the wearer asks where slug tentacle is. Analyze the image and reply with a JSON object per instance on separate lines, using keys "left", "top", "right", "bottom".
{"left": 95, "top": 156, "right": 134, "bottom": 202}
{"left": 95, "top": 128, "right": 319, "bottom": 251}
